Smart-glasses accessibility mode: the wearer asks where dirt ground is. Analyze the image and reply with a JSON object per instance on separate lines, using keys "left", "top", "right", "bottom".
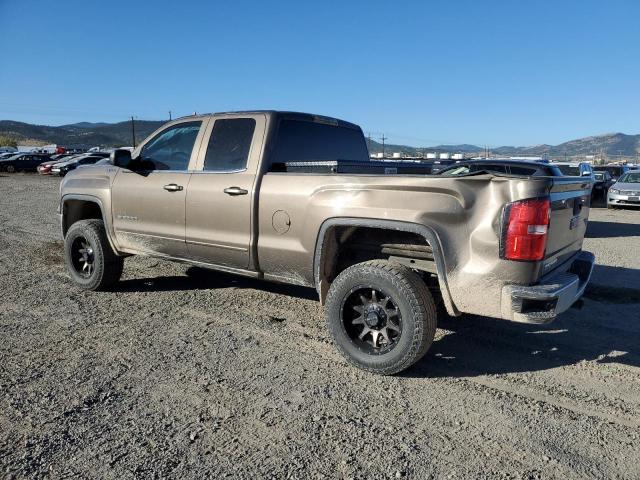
{"left": 1, "top": 174, "right": 639, "bottom": 479}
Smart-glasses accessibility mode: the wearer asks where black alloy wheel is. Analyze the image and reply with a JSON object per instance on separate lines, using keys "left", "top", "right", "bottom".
{"left": 341, "top": 286, "right": 402, "bottom": 355}
{"left": 70, "top": 236, "right": 95, "bottom": 278}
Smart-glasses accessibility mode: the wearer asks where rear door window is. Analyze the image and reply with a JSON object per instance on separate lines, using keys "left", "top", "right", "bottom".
{"left": 203, "top": 118, "right": 256, "bottom": 172}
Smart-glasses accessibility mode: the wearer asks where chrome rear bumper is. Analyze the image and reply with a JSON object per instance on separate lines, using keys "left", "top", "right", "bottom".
{"left": 501, "top": 251, "right": 595, "bottom": 324}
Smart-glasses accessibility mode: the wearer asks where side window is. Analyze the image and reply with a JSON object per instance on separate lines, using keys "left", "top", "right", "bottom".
{"left": 138, "top": 121, "right": 202, "bottom": 171}
{"left": 203, "top": 118, "right": 256, "bottom": 172}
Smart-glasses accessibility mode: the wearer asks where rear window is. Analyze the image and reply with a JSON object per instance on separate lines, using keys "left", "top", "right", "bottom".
{"left": 508, "top": 165, "right": 538, "bottom": 176}
{"left": 470, "top": 164, "right": 508, "bottom": 174}
{"left": 556, "top": 165, "right": 581, "bottom": 176}
{"left": 272, "top": 119, "right": 368, "bottom": 164}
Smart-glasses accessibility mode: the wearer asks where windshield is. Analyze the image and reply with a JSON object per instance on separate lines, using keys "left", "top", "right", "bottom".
{"left": 556, "top": 165, "right": 581, "bottom": 176}
{"left": 617, "top": 172, "right": 640, "bottom": 183}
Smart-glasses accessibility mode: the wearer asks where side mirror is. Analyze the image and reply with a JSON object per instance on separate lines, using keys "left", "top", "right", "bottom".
{"left": 581, "top": 171, "right": 592, "bottom": 177}
{"left": 110, "top": 149, "right": 132, "bottom": 169}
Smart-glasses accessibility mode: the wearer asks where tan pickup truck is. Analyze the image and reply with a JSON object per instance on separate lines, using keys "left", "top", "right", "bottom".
{"left": 59, "top": 111, "right": 595, "bottom": 374}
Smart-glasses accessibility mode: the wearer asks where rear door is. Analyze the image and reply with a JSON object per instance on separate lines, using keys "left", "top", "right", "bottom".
{"left": 185, "top": 114, "right": 266, "bottom": 268}
{"left": 21, "top": 155, "right": 40, "bottom": 170}
{"left": 111, "top": 119, "right": 208, "bottom": 258}
{"left": 542, "top": 177, "right": 592, "bottom": 276}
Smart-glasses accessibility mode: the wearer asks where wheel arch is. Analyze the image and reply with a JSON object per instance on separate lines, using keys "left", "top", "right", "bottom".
{"left": 60, "top": 194, "right": 119, "bottom": 254}
{"left": 313, "top": 217, "right": 460, "bottom": 316}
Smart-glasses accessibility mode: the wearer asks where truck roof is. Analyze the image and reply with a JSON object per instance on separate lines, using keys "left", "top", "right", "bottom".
{"left": 175, "top": 110, "right": 361, "bottom": 130}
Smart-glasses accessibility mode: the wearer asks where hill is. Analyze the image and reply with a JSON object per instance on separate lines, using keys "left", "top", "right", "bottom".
{"left": 0, "top": 120, "right": 166, "bottom": 148}
{"left": 1, "top": 119, "right": 639, "bottom": 159}
{"left": 367, "top": 133, "right": 640, "bottom": 159}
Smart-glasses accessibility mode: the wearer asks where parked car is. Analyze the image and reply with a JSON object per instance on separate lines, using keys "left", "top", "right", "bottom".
{"left": 51, "top": 154, "right": 108, "bottom": 176}
{"left": 0, "top": 153, "right": 51, "bottom": 172}
{"left": 592, "top": 171, "right": 615, "bottom": 198}
{"left": 438, "top": 160, "right": 564, "bottom": 177}
{"left": 594, "top": 164, "right": 632, "bottom": 181}
{"left": 59, "top": 110, "right": 595, "bottom": 375}
{"left": 50, "top": 153, "right": 78, "bottom": 162}
{"left": 607, "top": 171, "right": 640, "bottom": 209}
{"left": 93, "top": 158, "right": 113, "bottom": 165}
{"left": 430, "top": 159, "right": 456, "bottom": 174}
{"left": 38, "top": 155, "right": 82, "bottom": 175}
{"left": 0, "top": 152, "right": 18, "bottom": 160}
{"left": 553, "top": 162, "right": 594, "bottom": 178}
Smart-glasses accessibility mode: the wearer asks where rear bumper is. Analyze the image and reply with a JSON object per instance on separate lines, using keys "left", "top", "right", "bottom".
{"left": 500, "top": 251, "right": 595, "bottom": 324}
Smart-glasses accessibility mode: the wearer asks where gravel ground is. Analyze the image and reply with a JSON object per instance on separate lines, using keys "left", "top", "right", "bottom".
{"left": 1, "top": 174, "right": 639, "bottom": 479}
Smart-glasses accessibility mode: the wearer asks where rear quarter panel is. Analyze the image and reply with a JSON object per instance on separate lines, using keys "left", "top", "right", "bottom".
{"left": 257, "top": 172, "right": 554, "bottom": 318}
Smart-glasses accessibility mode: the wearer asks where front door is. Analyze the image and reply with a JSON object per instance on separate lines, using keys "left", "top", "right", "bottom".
{"left": 111, "top": 120, "right": 207, "bottom": 258}
{"left": 185, "top": 114, "right": 266, "bottom": 268}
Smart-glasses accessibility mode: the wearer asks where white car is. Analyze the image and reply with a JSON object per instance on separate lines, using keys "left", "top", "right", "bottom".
{"left": 607, "top": 171, "right": 640, "bottom": 209}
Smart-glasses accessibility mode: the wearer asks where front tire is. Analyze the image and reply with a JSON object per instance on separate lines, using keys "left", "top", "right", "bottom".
{"left": 325, "top": 260, "right": 437, "bottom": 375}
{"left": 64, "top": 219, "right": 124, "bottom": 290}
{"left": 6, "top": 165, "right": 15, "bottom": 173}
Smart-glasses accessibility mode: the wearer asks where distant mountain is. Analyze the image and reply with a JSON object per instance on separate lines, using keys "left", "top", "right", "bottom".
{"left": 62, "top": 122, "right": 112, "bottom": 129}
{"left": 367, "top": 133, "right": 640, "bottom": 159}
{"left": 1, "top": 119, "right": 639, "bottom": 159}
{"left": 0, "top": 119, "right": 166, "bottom": 148}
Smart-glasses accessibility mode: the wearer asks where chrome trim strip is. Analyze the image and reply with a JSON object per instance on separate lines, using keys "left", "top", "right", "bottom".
{"left": 186, "top": 240, "right": 247, "bottom": 251}
{"left": 117, "top": 230, "right": 184, "bottom": 243}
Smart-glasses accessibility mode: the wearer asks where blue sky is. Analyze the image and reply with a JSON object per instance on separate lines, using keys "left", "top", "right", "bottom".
{"left": 0, "top": 0, "right": 638, "bottom": 147}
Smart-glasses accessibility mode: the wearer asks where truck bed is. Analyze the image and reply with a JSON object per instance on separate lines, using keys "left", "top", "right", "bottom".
{"left": 272, "top": 159, "right": 433, "bottom": 175}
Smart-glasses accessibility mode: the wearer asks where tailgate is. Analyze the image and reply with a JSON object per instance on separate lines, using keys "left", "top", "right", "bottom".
{"left": 542, "top": 177, "right": 592, "bottom": 276}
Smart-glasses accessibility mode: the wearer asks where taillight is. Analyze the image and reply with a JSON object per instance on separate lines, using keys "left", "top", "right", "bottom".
{"left": 502, "top": 198, "right": 550, "bottom": 261}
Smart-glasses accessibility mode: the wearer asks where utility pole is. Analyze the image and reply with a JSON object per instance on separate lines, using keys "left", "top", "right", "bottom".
{"left": 131, "top": 116, "right": 136, "bottom": 148}
{"left": 381, "top": 134, "right": 387, "bottom": 158}
{"left": 169, "top": 110, "right": 172, "bottom": 121}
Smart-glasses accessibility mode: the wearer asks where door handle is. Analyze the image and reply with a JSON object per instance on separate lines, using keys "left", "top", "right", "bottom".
{"left": 163, "top": 183, "right": 183, "bottom": 192}
{"left": 224, "top": 186, "right": 248, "bottom": 196}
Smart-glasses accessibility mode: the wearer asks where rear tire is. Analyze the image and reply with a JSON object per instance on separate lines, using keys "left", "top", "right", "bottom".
{"left": 325, "top": 260, "right": 437, "bottom": 375}
{"left": 64, "top": 219, "right": 124, "bottom": 290}
{"left": 6, "top": 165, "right": 15, "bottom": 173}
